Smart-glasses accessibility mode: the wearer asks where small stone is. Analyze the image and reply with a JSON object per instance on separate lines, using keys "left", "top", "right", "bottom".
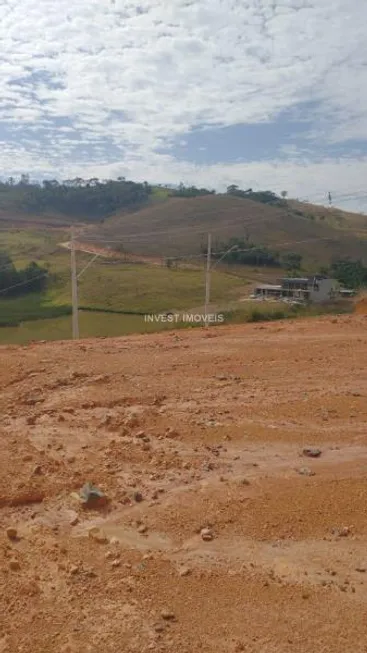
{"left": 179, "top": 567, "right": 191, "bottom": 577}
{"left": 133, "top": 491, "right": 144, "bottom": 503}
{"left": 356, "top": 565, "right": 367, "bottom": 573}
{"left": 240, "top": 478, "right": 251, "bottom": 485}
{"left": 70, "top": 516, "right": 79, "bottom": 526}
{"left": 88, "top": 527, "right": 108, "bottom": 544}
{"left": 26, "top": 416, "right": 36, "bottom": 425}
{"left": 6, "top": 527, "right": 18, "bottom": 540}
{"left": 111, "top": 560, "right": 121, "bottom": 568}
{"left": 80, "top": 482, "right": 107, "bottom": 508}
{"left": 161, "top": 610, "right": 175, "bottom": 620}
{"left": 154, "top": 623, "right": 165, "bottom": 633}
{"left": 201, "top": 528, "right": 214, "bottom": 541}
{"left": 297, "top": 467, "right": 315, "bottom": 477}
{"left": 70, "top": 565, "right": 79, "bottom": 575}
{"left": 9, "top": 559, "right": 20, "bottom": 571}
{"left": 302, "top": 448, "right": 322, "bottom": 458}
{"left": 138, "top": 524, "right": 148, "bottom": 534}
{"left": 340, "top": 526, "right": 351, "bottom": 536}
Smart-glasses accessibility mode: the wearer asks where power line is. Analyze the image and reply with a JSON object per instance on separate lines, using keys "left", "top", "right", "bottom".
{"left": 77, "top": 215, "right": 276, "bottom": 243}
{"left": 0, "top": 272, "right": 49, "bottom": 295}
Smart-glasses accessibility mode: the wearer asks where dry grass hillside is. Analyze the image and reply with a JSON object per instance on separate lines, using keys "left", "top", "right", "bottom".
{"left": 85, "top": 195, "right": 367, "bottom": 266}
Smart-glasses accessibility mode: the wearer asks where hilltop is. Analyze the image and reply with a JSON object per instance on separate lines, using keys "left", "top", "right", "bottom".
{"left": 1, "top": 177, "right": 366, "bottom": 267}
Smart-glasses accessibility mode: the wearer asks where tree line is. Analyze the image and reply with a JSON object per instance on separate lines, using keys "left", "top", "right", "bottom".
{"left": 0, "top": 176, "right": 288, "bottom": 220}
{"left": 0, "top": 176, "right": 152, "bottom": 221}
{"left": 0, "top": 251, "right": 48, "bottom": 297}
{"left": 328, "top": 258, "right": 367, "bottom": 288}
{"left": 201, "top": 237, "right": 302, "bottom": 270}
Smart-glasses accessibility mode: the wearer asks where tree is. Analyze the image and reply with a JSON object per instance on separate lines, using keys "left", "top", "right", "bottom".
{"left": 20, "top": 173, "right": 30, "bottom": 185}
{"left": 330, "top": 258, "right": 367, "bottom": 289}
{"left": 281, "top": 190, "right": 288, "bottom": 199}
{"left": 226, "top": 184, "right": 239, "bottom": 194}
{"left": 209, "top": 237, "right": 280, "bottom": 268}
{"left": 282, "top": 252, "right": 302, "bottom": 271}
{"left": 0, "top": 251, "right": 47, "bottom": 296}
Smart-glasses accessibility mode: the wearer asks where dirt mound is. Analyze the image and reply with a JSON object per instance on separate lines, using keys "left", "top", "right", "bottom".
{"left": 355, "top": 294, "right": 367, "bottom": 314}
{"left": 1, "top": 315, "right": 367, "bottom": 652}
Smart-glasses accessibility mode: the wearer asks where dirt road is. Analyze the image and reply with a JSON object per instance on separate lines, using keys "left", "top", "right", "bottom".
{"left": 1, "top": 314, "right": 367, "bottom": 652}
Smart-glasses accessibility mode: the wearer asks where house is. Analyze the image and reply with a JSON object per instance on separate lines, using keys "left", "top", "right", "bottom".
{"left": 251, "top": 283, "right": 283, "bottom": 299}
{"left": 252, "top": 276, "right": 340, "bottom": 304}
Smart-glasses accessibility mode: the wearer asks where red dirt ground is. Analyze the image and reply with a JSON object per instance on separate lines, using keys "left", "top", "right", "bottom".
{"left": 1, "top": 314, "right": 367, "bottom": 652}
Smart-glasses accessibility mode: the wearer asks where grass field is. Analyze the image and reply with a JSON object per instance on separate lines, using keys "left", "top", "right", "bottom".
{"left": 0, "top": 300, "right": 353, "bottom": 345}
{"left": 0, "top": 227, "right": 252, "bottom": 343}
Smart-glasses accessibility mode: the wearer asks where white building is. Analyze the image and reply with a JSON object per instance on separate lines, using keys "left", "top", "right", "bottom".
{"left": 253, "top": 276, "right": 340, "bottom": 304}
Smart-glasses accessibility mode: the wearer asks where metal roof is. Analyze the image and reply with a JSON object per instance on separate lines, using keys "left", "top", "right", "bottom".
{"left": 256, "top": 284, "right": 282, "bottom": 290}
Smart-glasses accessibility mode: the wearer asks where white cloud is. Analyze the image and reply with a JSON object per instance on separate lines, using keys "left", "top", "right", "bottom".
{"left": 0, "top": 0, "right": 367, "bottom": 210}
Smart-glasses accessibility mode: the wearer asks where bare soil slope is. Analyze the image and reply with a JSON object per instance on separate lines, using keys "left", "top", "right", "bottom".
{"left": 1, "top": 315, "right": 367, "bottom": 652}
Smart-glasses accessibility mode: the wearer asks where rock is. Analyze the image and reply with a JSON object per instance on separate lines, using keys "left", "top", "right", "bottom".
{"left": 69, "top": 565, "right": 79, "bottom": 575}
{"left": 88, "top": 527, "right": 108, "bottom": 544}
{"left": 339, "top": 526, "right": 351, "bottom": 537}
{"left": 133, "top": 491, "right": 144, "bottom": 503}
{"left": 111, "top": 560, "right": 121, "bottom": 568}
{"left": 9, "top": 559, "right": 20, "bottom": 571}
{"left": 332, "top": 526, "right": 351, "bottom": 537}
{"left": 154, "top": 623, "right": 165, "bottom": 633}
{"left": 138, "top": 524, "right": 148, "bottom": 534}
{"left": 302, "top": 448, "right": 322, "bottom": 458}
{"left": 26, "top": 416, "right": 36, "bottom": 425}
{"left": 6, "top": 527, "right": 18, "bottom": 540}
{"left": 179, "top": 567, "right": 191, "bottom": 577}
{"left": 166, "top": 427, "right": 179, "bottom": 439}
{"left": 297, "top": 467, "right": 315, "bottom": 477}
{"left": 161, "top": 610, "right": 175, "bottom": 620}
{"left": 70, "top": 515, "right": 79, "bottom": 526}
{"left": 201, "top": 528, "right": 214, "bottom": 541}
{"left": 355, "top": 565, "right": 366, "bottom": 573}
{"left": 80, "top": 482, "right": 107, "bottom": 508}
{"left": 202, "top": 462, "right": 214, "bottom": 472}
{"left": 240, "top": 478, "right": 251, "bottom": 485}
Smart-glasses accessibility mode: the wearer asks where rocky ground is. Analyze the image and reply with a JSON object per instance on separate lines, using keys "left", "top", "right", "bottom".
{"left": 1, "top": 314, "right": 367, "bottom": 653}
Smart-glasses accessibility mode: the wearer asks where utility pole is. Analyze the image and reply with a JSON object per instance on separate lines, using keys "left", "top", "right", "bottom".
{"left": 204, "top": 233, "right": 212, "bottom": 320}
{"left": 70, "top": 226, "right": 79, "bottom": 339}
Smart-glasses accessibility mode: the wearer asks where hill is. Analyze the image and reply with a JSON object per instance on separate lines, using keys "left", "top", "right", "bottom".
{"left": 84, "top": 194, "right": 367, "bottom": 267}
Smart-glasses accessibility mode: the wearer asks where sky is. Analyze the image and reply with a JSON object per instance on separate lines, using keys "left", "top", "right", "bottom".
{"left": 1, "top": 0, "right": 367, "bottom": 212}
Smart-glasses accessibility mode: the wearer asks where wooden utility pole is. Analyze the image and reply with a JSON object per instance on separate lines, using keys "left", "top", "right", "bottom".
{"left": 204, "top": 233, "right": 212, "bottom": 320}
{"left": 70, "top": 226, "right": 79, "bottom": 339}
